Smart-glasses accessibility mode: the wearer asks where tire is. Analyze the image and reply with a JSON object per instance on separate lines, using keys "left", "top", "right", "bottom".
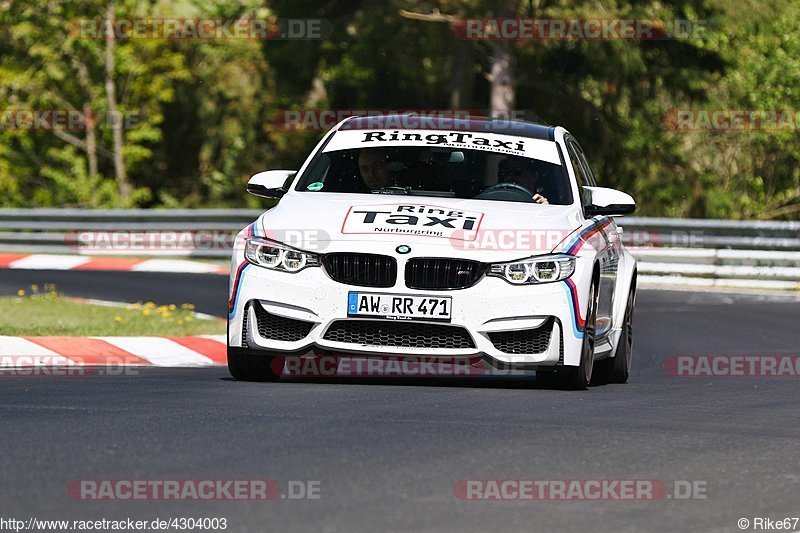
{"left": 547, "top": 278, "right": 598, "bottom": 390}
{"left": 597, "top": 279, "right": 635, "bottom": 384}
{"left": 227, "top": 346, "right": 283, "bottom": 382}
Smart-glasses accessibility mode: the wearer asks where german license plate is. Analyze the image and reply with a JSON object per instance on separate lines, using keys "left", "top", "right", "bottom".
{"left": 347, "top": 292, "right": 452, "bottom": 322}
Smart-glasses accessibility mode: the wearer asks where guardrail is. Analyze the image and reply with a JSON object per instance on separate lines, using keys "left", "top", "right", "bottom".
{"left": 0, "top": 208, "right": 263, "bottom": 257}
{"left": 1, "top": 209, "right": 798, "bottom": 289}
{"left": 619, "top": 217, "right": 800, "bottom": 251}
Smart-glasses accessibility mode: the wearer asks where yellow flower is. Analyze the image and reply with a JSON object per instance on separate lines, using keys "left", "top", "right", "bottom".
{"left": 143, "top": 309, "right": 151, "bottom": 316}
{"left": 31, "top": 284, "right": 39, "bottom": 293}
{"left": 114, "top": 316, "right": 123, "bottom": 322}
{"left": 181, "top": 303, "right": 195, "bottom": 310}
{"left": 17, "top": 289, "right": 25, "bottom": 296}
{"left": 168, "top": 304, "right": 176, "bottom": 310}
{"left": 145, "top": 301, "right": 156, "bottom": 309}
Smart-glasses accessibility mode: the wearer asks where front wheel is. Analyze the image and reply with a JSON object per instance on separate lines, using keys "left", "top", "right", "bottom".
{"left": 228, "top": 347, "right": 284, "bottom": 382}
{"left": 543, "top": 279, "right": 598, "bottom": 390}
{"left": 596, "top": 279, "right": 635, "bottom": 384}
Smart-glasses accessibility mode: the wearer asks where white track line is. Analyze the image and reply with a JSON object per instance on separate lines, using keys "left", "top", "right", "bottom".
{"left": 95, "top": 337, "right": 217, "bottom": 367}
{"left": 198, "top": 335, "right": 227, "bottom": 343}
{"left": 0, "top": 337, "right": 74, "bottom": 366}
{"left": 131, "top": 259, "right": 224, "bottom": 273}
{"left": 9, "top": 254, "right": 91, "bottom": 270}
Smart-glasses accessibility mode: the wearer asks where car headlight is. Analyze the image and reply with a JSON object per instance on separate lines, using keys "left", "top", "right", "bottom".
{"left": 244, "top": 237, "right": 320, "bottom": 272}
{"left": 488, "top": 254, "right": 575, "bottom": 285}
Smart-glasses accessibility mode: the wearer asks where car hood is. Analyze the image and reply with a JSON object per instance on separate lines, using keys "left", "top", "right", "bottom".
{"left": 257, "top": 192, "right": 584, "bottom": 261}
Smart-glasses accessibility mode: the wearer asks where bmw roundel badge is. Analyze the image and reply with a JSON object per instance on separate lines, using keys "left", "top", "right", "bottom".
{"left": 396, "top": 245, "right": 411, "bottom": 254}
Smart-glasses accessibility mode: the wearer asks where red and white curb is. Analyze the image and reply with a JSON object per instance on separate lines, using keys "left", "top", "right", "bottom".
{"left": 0, "top": 335, "right": 227, "bottom": 368}
{"left": 0, "top": 254, "right": 228, "bottom": 275}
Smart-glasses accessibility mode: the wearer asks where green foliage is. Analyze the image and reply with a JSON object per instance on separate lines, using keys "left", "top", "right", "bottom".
{"left": 0, "top": 0, "right": 797, "bottom": 219}
{"left": 1, "top": 287, "right": 223, "bottom": 336}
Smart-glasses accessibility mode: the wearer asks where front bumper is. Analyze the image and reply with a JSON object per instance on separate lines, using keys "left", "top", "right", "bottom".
{"left": 229, "top": 258, "right": 591, "bottom": 367}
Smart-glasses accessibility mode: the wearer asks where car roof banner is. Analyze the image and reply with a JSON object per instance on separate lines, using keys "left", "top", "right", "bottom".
{"left": 323, "top": 129, "right": 561, "bottom": 165}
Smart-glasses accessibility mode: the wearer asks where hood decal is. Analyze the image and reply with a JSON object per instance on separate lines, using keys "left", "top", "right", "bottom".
{"left": 341, "top": 202, "right": 484, "bottom": 241}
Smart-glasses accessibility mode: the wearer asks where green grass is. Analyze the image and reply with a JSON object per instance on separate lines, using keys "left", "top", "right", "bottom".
{"left": 0, "top": 287, "right": 224, "bottom": 336}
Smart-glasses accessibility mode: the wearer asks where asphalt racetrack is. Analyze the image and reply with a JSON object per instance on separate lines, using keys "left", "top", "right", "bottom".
{"left": 1, "top": 270, "right": 799, "bottom": 532}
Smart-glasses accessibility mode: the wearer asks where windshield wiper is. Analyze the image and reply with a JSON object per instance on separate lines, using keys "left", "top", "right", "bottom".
{"left": 371, "top": 186, "right": 410, "bottom": 195}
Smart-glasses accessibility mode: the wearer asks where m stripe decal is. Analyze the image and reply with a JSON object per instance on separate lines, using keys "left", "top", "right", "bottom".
{"left": 565, "top": 217, "right": 611, "bottom": 255}
{"left": 228, "top": 222, "right": 258, "bottom": 318}
{"left": 562, "top": 278, "right": 585, "bottom": 339}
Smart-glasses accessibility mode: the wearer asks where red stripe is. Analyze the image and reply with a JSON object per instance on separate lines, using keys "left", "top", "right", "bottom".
{"left": 22, "top": 337, "right": 149, "bottom": 365}
{"left": 565, "top": 278, "right": 585, "bottom": 328}
{"left": 169, "top": 337, "right": 227, "bottom": 364}
{"left": 0, "top": 253, "right": 27, "bottom": 267}
{"left": 569, "top": 219, "right": 611, "bottom": 254}
{"left": 73, "top": 257, "right": 148, "bottom": 271}
{"left": 228, "top": 261, "right": 248, "bottom": 312}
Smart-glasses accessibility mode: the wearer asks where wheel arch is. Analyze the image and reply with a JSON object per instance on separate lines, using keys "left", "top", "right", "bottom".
{"left": 611, "top": 248, "right": 638, "bottom": 343}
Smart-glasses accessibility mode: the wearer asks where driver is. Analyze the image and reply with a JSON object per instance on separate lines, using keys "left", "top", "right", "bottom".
{"left": 358, "top": 149, "right": 392, "bottom": 189}
{"left": 497, "top": 157, "right": 549, "bottom": 204}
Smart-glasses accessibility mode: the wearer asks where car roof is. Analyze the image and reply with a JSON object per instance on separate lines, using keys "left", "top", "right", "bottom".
{"left": 339, "top": 114, "right": 558, "bottom": 141}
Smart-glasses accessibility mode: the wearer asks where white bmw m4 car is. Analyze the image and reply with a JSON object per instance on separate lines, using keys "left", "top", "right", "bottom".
{"left": 227, "top": 115, "right": 637, "bottom": 389}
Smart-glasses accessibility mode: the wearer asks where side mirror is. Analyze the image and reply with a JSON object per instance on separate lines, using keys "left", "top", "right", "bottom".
{"left": 247, "top": 170, "right": 296, "bottom": 199}
{"left": 583, "top": 186, "right": 636, "bottom": 216}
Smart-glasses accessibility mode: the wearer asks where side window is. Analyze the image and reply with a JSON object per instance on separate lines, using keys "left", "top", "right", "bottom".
{"left": 572, "top": 142, "right": 598, "bottom": 186}
{"left": 566, "top": 141, "right": 590, "bottom": 206}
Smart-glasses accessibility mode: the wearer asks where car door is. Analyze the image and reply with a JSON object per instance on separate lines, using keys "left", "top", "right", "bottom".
{"left": 565, "top": 137, "right": 619, "bottom": 340}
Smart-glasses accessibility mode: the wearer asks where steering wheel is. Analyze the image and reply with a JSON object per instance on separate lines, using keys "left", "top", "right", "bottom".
{"left": 475, "top": 182, "right": 534, "bottom": 202}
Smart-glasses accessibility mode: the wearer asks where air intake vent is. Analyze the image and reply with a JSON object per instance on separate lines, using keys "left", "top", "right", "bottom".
{"left": 249, "top": 301, "right": 314, "bottom": 343}
{"left": 323, "top": 320, "right": 475, "bottom": 349}
{"left": 488, "top": 317, "right": 554, "bottom": 354}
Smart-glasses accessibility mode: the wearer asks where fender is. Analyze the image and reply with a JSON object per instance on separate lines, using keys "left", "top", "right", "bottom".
{"left": 609, "top": 245, "right": 637, "bottom": 354}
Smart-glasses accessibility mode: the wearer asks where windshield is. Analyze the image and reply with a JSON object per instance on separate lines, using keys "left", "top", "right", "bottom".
{"left": 295, "top": 130, "right": 573, "bottom": 205}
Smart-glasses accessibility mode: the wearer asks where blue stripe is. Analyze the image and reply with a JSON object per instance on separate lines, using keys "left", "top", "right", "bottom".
{"left": 227, "top": 222, "right": 258, "bottom": 320}
{"left": 565, "top": 216, "right": 610, "bottom": 255}
{"left": 561, "top": 280, "right": 584, "bottom": 339}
